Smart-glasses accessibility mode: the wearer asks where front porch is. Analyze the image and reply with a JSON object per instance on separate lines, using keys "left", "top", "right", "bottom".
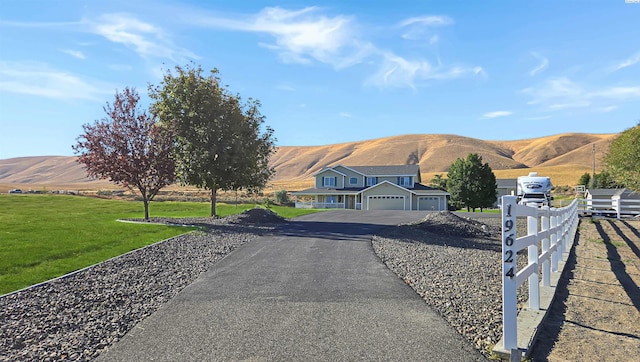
{"left": 293, "top": 194, "right": 362, "bottom": 210}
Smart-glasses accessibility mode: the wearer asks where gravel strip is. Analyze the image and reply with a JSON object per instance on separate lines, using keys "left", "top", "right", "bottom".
{"left": 372, "top": 212, "right": 529, "bottom": 358}
{"left": 0, "top": 213, "right": 281, "bottom": 362}
{"left": 2, "top": 208, "right": 536, "bottom": 361}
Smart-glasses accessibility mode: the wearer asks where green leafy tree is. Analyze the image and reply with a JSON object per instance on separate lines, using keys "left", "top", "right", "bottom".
{"left": 73, "top": 87, "right": 175, "bottom": 220}
{"left": 578, "top": 172, "right": 591, "bottom": 187}
{"left": 149, "top": 64, "right": 276, "bottom": 216}
{"left": 603, "top": 123, "right": 640, "bottom": 191}
{"left": 274, "top": 190, "right": 289, "bottom": 204}
{"left": 429, "top": 174, "right": 447, "bottom": 191}
{"left": 590, "top": 171, "right": 623, "bottom": 189}
{"left": 447, "top": 153, "right": 497, "bottom": 212}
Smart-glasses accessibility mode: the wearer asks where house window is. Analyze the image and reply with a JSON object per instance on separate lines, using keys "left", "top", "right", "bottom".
{"left": 366, "top": 177, "right": 377, "bottom": 186}
{"left": 323, "top": 176, "right": 336, "bottom": 187}
{"left": 349, "top": 177, "right": 358, "bottom": 185}
{"left": 398, "top": 176, "right": 411, "bottom": 186}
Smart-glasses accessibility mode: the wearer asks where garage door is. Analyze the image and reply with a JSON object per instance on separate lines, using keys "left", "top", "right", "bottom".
{"left": 419, "top": 197, "right": 440, "bottom": 211}
{"left": 368, "top": 196, "right": 405, "bottom": 210}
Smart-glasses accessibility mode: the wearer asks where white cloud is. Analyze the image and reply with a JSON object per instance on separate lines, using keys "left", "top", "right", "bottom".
{"left": 194, "top": 7, "right": 371, "bottom": 69}
{"left": 599, "top": 105, "right": 618, "bottom": 113}
{"left": 594, "top": 86, "right": 640, "bottom": 99}
{"left": 339, "top": 112, "right": 352, "bottom": 118}
{"left": 529, "top": 52, "right": 548, "bottom": 76}
{"left": 276, "top": 83, "right": 295, "bottom": 91}
{"left": 87, "top": 13, "right": 198, "bottom": 63}
{"left": 367, "top": 52, "right": 484, "bottom": 88}
{"left": 399, "top": 15, "right": 453, "bottom": 41}
{"left": 522, "top": 77, "right": 640, "bottom": 111}
{"left": 611, "top": 51, "right": 640, "bottom": 71}
{"left": 482, "top": 111, "right": 513, "bottom": 119}
{"left": 398, "top": 15, "right": 454, "bottom": 28}
{"left": 191, "top": 7, "right": 480, "bottom": 89}
{"left": 61, "top": 49, "right": 86, "bottom": 59}
{"left": 0, "top": 61, "right": 113, "bottom": 101}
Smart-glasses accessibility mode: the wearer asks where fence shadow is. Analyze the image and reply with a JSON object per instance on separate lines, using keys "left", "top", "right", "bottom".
{"left": 597, "top": 221, "right": 640, "bottom": 313}
{"left": 617, "top": 220, "right": 640, "bottom": 260}
{"left": 528, "top": 232, "right": 579, "bottom": 361}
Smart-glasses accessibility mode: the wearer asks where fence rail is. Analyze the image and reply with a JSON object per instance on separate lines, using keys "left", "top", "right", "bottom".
{"left": 577, "top": 198, "right": 640, "bottom": 218}
{"left": 294, "top": 202, "right": 346, "bottom": 209}
{"left": 498, "top": 196, "right": 579, "bottom": 358}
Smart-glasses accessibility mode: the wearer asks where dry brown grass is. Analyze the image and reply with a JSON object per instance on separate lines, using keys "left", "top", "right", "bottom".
{"left": 0, "top": 132, "right": 618, "bottom": 193}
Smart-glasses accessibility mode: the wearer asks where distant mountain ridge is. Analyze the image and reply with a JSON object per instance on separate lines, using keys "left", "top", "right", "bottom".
{"left": 0, "top": 133, "right": 618, "bottom": 189}
{"left": 270, "top": 133, "right": 617, "bottom": 181}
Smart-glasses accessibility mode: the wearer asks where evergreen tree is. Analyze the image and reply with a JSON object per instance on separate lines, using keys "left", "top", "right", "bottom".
{"left": 447, "top": 153, "right": 497, "bottom": 212}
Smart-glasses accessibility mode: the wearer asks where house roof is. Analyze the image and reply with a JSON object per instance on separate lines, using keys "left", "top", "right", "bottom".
{"left": 496, "top": 179, "right": 517, "bottom": 188}
{"left": 292, "top": 182, "right": 449, "bottom": 196}
{"left": 586, "top": 188, "right": 621, "bottom": 197}
{"left": 613, "top": 188, "right": 640, "bottom": 199}
{"left": 347, "top": 165, "right": 420, "bottom": 176}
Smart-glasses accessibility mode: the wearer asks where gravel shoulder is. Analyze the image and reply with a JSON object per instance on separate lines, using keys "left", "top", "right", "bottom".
{"left": 373, "top": 212, "right": 640, "bottom": 361}
{"left": 3, "top": 209, "right": 637, "bottom": 361}
{"left": 372, "top": 212, "right": 529, "bottom": 359}
{"left": 0, "top": 212, "right": 280, "bottom": 361}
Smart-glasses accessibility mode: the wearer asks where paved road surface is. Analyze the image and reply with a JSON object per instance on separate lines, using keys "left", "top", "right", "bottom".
{"left": 96, "top": 210, "right": 485, "bottom": 361}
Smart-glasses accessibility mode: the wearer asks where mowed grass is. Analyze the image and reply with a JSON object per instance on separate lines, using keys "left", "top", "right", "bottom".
{"left": 0, "top": 194, "right": 321, "bottom": 294}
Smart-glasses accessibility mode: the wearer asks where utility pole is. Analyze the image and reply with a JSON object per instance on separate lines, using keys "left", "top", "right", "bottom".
{"left": 592, "top": 144, "right": 596, "bottom": 180}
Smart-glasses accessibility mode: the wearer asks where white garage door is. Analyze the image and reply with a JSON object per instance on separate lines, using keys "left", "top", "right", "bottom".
{"left": 368, "top": 195, "right": 405, "bottom": 210}
{"left": 419, "top": 197, "right": 440, "bottom": 211}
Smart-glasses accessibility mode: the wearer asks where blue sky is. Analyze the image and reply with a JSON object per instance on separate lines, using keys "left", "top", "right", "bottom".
{"left": 1, "top": 0, "right": 639, "bottom": 159}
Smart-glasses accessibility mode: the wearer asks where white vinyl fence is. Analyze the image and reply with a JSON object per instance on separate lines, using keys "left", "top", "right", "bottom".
{"left": 294, "top": 201, "right": 346, "bottom": 209}
{"left": 577, "top": 198, "right": 640, "bottom": 218}
{"left": 500, "top": 195, "right": 579, "bottom": 354}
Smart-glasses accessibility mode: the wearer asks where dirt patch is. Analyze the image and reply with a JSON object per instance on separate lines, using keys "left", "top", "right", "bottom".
{"left": 529, "top": 217, "right": 640, "bottom": 361}
{"left": 229, "top": 208, "right": 287, "bottom": 224}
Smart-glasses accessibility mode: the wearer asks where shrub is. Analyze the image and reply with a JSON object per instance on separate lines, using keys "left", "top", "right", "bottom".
{"left": 274, "top": 189, "right": 289, "bottom": 204}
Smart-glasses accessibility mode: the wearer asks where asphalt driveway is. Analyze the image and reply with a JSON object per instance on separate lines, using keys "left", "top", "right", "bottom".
{"left": 96, "top": 210, "right": 485, "bottom": 361}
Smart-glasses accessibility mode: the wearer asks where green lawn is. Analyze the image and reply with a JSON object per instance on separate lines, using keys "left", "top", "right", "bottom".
{"left": 0, "top": 194, "right": 320, "bottom": 294}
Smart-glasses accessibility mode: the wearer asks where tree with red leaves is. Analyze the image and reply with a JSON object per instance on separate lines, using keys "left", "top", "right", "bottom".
{"left": 73, "top": 87, "right": 176, "bottom": 220}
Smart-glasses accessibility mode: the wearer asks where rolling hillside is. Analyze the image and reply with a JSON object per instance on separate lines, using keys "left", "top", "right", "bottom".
{"left": 0, "top": 132, "right": 618, "bottom": 191}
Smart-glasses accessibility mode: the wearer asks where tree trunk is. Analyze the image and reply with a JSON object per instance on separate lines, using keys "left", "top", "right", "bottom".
{"left": 143, "top": 198, "right": 149, "bottom": 220}
{"left": 210, "top": 188, "right": 217, "bottom": 217}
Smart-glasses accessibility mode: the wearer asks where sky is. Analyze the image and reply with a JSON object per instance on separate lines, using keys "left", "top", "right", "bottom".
{"left": 0, "top": 0, "right": 639, "bottom": 159}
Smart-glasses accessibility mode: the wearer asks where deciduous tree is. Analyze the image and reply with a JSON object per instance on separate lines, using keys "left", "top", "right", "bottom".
{"left": 604, "top": 123, "right": 640, "bottom": 191}
{"left": 447, "top": 153, "right": 497, "bottom": 212}
{"left": 149, "top": 64, "right": 276, "bottom": 216}
{"left": 73, "top": 87, "right": 176, "bottom": 220}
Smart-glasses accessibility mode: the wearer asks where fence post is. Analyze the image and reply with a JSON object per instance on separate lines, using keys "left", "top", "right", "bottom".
{"left": 617, "top": 199, "right": 621, "bottom": 219}
{"left": 541, "top": 206, "right": 550, "bottom": 287}
{"left": 527, "top": 202, "right": 540, "bottom": 310}
{"left": 502, "top": 196, "right": 518, "bottom": 352}
{"left": 551, "top": 209, "right": 558, "bottom": 272}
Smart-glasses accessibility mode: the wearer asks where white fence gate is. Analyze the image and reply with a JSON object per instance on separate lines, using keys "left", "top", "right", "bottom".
{"left": 499, "top": 195, "right": 578, "bottom": 357}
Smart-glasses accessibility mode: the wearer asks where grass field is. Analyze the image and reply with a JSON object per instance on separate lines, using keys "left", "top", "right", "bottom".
{"left": 0, "top": 194, "right": 320, "bottom": 295}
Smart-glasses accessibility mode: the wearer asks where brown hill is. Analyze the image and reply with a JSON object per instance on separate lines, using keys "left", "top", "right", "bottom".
{"left": 271, "top": 133, "right": 617, "bottom": 182}
{"left": 0, "top": 133, "right": 618, "bottom": 192}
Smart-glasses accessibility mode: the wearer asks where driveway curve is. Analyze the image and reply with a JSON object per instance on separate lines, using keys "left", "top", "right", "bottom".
{"left": 96, "top": 210, "right": 485, "bottom": 361}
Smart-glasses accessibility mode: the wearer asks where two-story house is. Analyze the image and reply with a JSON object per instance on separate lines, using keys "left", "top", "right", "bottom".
{"left": 292, "top": 165, "right": 450, "bottom": 211}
